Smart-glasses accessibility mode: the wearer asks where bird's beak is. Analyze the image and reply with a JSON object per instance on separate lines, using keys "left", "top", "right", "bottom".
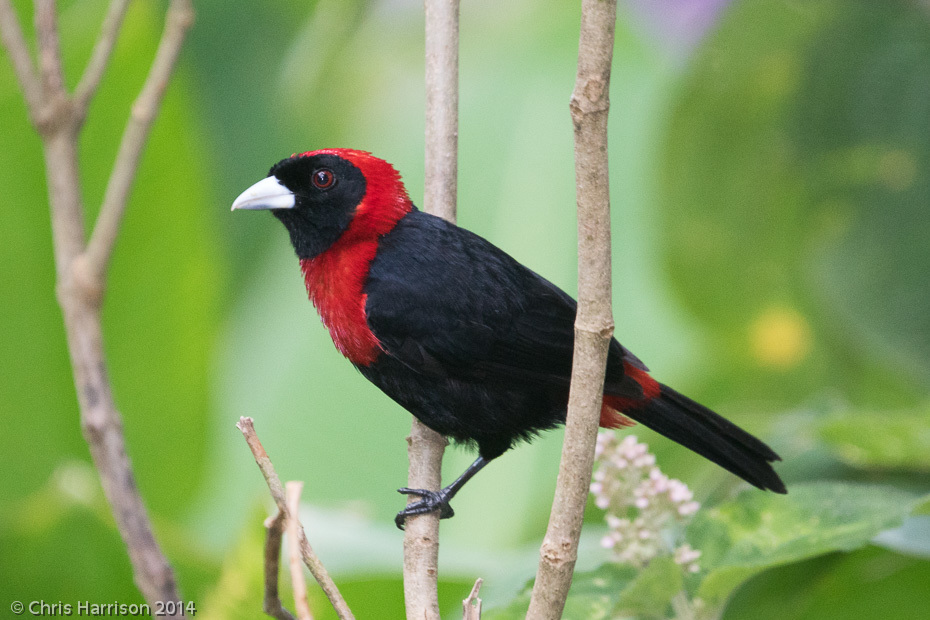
{"left": 231, "top": 176, "right": 296, "bottom": 211}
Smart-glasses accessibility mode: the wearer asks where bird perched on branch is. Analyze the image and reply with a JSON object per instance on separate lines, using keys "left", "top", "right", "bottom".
{"left": 232, "top": 149, "right": 786, "bottom": 529}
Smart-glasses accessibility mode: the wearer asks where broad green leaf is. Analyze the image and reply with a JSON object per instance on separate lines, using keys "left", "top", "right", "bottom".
{"left": 688, "top": 482, "right": 926, "bottom": 606}
{"left": 724, "top": 545, "right": 930, "bottom": 620}
{"left": 817, "top": 410, "right": 930, "bottom": 471}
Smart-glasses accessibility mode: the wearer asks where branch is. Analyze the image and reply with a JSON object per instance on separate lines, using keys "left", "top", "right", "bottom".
{"left": 401, "top": 422, "right": 448, "bottom": 619}
{"left": 286, "top": 482, "right": 315, "bottom": 620}
{"left": 525, "top": 1, "right": 617, "bottom": 618}
{"left": 423, "top": 0, "right": 459, "bottom": 223}
{"left": 237, "top": 417, "right": 356, "bottom": 620}
{"left": 0, "top": 0, "right": 43, "bottom": 114}
{"left": 462, "top": 578, "right": 483, "bottom": 620}
{"left": 34, "top": 0, "right": 65, "bottom": 97}
{"left": 402, "top": 0, "right": 460, "bottom": 617}
{"left": 84, "top": 0, "right": 194, "bottom": 282}
{"left": 263, "top": 512, "right": 297, "bottom": 620}
{"left": 8, "top": 1, "right": 194, "bottom": 612}
{"left": 73, "top": 0, "right": 132, "bottom": 111}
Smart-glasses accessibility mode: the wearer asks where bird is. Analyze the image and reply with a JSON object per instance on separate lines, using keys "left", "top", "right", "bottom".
{"left": 231, "top": 148, "right": 786, "bottom": 529}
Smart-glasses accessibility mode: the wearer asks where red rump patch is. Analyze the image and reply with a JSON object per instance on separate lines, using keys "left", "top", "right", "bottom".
{"left": 297, "top": 149, "right": 413, "bottom": 366}
{"left": 599, "top": 362, "right": 661, "bottom": 428}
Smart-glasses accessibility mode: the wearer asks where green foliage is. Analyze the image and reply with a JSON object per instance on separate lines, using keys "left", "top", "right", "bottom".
{"left": 724, "top": 545, "right": 930, "bottom": 620}
{"left": 487, "top": 483, "right": 926, "bottom": 618}
{"left": 661, "top": 0, "right": 930, "bottom": 407}
{"left": 689, "top": 483, "right": 926, "bottom": 608}
{"left": 817, "top": 408, "right": 930, "bottom": 471}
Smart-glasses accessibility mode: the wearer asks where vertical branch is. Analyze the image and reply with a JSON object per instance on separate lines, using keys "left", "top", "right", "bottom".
{"left": 403, "top": 0, "right": 459, "bottom": 618}
{"left": 34, "top": 0, "right": 66, "bottom": 97}
{"left": 525, "top": 1, "right": 617, "bottom": 618}
{"left": 286, "top": 482, "right": 315, "bottom": 620}
{"left": 263, "top": 512, "right": 297, "bottom": 620}
{"left": 423, "top": 0, "right": 459, "bottom": 223}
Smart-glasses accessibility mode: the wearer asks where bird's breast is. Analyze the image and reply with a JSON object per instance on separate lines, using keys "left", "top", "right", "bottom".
{"left": 299, "top": 238, "right": 383, "bottom": 366}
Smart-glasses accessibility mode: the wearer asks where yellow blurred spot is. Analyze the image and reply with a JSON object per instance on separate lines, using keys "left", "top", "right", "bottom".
{"left": 878, "top": 149, "right": 916, "bottom": 192}
{"left": 756, "top": 53, "right": 798, "bottom": 99}
{"left": 750, "top": 307, "right": 811, "bottom": 368}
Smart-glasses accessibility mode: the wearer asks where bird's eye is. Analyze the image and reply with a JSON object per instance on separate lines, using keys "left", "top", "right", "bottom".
{"left": 311, "top": 168, "right": 336, "bottom": 190}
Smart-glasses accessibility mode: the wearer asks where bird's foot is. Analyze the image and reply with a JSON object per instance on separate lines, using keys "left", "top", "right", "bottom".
{"left": 395, "top": 487, "right": 454, "bottom": 530}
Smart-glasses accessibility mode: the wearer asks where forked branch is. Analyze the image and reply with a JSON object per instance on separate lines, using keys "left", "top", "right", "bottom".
{"left": 0, "top": 0, "right": 195, "bottom": 612}
{"left": 237, "top": 417, "right": 355, "bottom": 620}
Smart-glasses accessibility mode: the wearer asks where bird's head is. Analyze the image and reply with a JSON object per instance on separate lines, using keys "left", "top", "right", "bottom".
{"left": 232, "top": 149, "right": 413, "bottom": 259}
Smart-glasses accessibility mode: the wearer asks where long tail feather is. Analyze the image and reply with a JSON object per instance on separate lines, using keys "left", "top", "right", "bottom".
{"left": 609, "top": 384, "right": 786, "bottom": 493}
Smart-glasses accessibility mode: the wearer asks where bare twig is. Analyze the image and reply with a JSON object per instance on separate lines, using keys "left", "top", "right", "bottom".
{"left": 462, "top": 578, "right": 483, "bottom": 620}
{"left": 263, "top": 512, "right": 297, "bottom": 620}
{"left": 237, "top": 417, "right": 356, "bottom": 620}
{"left": 1, "top": 0, "right": 195, "bottom": 612}
{"left": 424, "top": 0, "right": 459, "bottom": 223}
{"left": 0, "top": 0, "right": 43, "bottom": 113}
{"left": 526, "top": 1, "right": 617, "bottom": 618}
{"left": 286, "top": 482, "right": 315, "bottom": 620}
{"left": 74, "top": 0, "right": 132, "bottom": 110}
{"left": 34, "top": 0, "right": 65, "bottom": 98}
{"left": 402, "top": 0, "right": 460, "bottom": 617}
{"left": 84, "top": 0, "right": 194, "bottom": 281}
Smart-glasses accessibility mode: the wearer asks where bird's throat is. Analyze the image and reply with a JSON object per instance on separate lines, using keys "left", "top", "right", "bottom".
{"left": 300, "top": 239, "right": 382, "bottom": 366}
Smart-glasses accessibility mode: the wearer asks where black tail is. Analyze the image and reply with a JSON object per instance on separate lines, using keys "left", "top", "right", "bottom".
{"left": 628, "top": 384, "right": 786, "bottom": 493}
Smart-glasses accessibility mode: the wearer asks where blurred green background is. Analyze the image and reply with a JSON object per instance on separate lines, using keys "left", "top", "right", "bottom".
{"left": 2, "top": 0, "right": 929, "bottom": 617}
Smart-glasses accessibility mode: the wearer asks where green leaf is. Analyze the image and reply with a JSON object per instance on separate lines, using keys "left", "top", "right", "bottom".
{"left": 723, "top": 545, "right": 930, "bottom": 620}
{"left": 485, "top": 558, "right": 688, "bottom": 620}
{"left": 688, "top": 482, "right": 927, "bottom": 607}
{"left": 613, "top": 556, "right": 683, "bottom": 619}
{"left": 484, "top": 564, "right": 638, "bottom": 620}
{"left": 817, "top": 409, "right": 930, "bottom": 471}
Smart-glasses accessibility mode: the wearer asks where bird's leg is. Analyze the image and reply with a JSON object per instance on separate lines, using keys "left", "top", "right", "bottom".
{"left": 395, "top": 455, "right": 490, "bottom": 530}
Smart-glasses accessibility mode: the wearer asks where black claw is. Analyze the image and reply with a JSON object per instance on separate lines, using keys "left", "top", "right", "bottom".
{"left": 394, "top": 488, "right": 454, "bottom": 530}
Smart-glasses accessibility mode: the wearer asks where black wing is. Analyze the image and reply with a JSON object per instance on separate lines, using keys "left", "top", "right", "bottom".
{"left": 364, "top": 210, "right": 646, "bottom": 398}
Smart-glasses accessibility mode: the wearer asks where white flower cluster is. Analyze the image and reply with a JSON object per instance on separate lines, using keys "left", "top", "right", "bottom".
{"left": 591, "top": 433, "right": 702, "bottom": 571}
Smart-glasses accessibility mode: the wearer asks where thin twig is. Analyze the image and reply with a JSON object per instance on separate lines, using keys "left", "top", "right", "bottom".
{"left": 84, "top": 0, "right": 194, "bottom": 281}
{"left": 424, "top": 0, "right": 459, "bottom": 223}
{"left": 526, "top": 0, "right": 617, "bottom": 618}
{"left": 263, "top": 512, "right": 297, "bottom": 620}
{"left": 0, "top": 0, "right": 43, "bottom": 113}
{"left": 286, "top": 482, "right": 315, "bottom": 620}
{"left": 237, "top": 417, "right": 356, "bottom": 620}
{"left": 34, "top": 0, "right": 65, "bottom": 97}
{"left": 402, "top": 0, "right": 460, "bottom": 617}
{"left": 74, "top": 0, "right": 132, "bottom": 111}
{"left": 462, "top": 578, "right": 483, "bottom": 620}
